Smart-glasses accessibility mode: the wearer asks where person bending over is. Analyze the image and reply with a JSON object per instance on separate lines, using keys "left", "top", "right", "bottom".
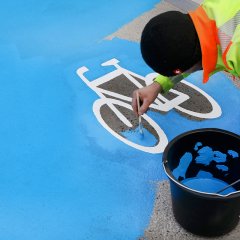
{"left": 132, "top": 0, "right": 240, "bottom": 115}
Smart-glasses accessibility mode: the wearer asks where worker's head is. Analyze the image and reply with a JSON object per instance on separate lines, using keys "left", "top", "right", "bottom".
{"left": 140, "top": 11, "right": 202, "bottom": 76}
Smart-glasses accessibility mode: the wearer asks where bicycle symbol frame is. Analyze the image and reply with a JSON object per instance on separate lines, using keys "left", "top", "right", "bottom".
{"left": 76, "top": 58, "right": 222, "bottom": 154}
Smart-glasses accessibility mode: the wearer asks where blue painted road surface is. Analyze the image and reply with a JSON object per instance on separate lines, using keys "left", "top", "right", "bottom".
{"left": 0, "top": 1, "right": 240, "bottom": 239}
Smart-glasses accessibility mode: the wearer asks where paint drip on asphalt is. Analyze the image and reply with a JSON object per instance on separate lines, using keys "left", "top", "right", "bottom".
{"left": 121, "top": 126, "right": 158, "bottom": 147}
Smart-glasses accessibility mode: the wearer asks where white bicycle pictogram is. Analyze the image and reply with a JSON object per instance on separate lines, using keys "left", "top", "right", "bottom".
{"left": 76, "top": 58, "right": 222, "bottom": 154}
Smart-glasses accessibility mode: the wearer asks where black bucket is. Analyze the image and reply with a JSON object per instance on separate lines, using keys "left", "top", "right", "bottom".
{"left": 163, "top": 128, "right": 240, "bottom": 237}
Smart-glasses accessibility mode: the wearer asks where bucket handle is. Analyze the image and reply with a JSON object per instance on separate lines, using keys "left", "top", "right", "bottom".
{"left": 216, "top": 178, "right": 240, "bottom": 194}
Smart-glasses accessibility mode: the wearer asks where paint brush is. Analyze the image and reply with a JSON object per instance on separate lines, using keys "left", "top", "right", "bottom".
{"left": 136, "top": 91, "right": 144, "bottom": 136}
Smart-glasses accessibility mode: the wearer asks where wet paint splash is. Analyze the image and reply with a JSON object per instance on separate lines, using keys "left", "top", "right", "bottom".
{"left": 121, "top": 126, "right": 158, "bottom": 147}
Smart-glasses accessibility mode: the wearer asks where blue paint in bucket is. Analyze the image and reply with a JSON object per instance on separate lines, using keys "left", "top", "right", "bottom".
{"left": 196, "top": 170, "right": 213, "bottom": 178}
{"left": 172, "top": 152, "right": 192, "bottom": 179}
{"left": 216, "top": 165, "right": 228, "bottom": 171}
{"left": 228, "top": 150, "right": 239, "bottom": 158}
{"left": 181, "top": 177, "right": 236, "bottom": 195}
{"left": 121, "top": 126, "right": 157, "bottom": 147}
{"left": 172, "top": 142, "right": 240, "bottom": 195}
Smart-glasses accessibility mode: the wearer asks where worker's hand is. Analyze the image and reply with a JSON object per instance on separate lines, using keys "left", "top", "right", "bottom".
{"left": 132, "top": 82, "right": 162, "bottom": 116}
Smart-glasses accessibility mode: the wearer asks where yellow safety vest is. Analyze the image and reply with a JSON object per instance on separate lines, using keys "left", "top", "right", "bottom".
{"left": 155, "top": 0, "right": 240, "bottom": 93}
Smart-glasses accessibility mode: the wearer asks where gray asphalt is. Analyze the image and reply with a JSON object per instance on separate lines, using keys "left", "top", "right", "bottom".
{"left": 141, "top": 181, "right": 240, "bottom": 240}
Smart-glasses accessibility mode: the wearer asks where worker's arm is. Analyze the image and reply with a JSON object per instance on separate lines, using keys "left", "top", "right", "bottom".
{"left": 154, "top": 73, "right": 190, "bottom": 94}
{"left": 132, "top": 81, "right": 162, "bottom": 116}
{"left": 132, "top": 73, "right": 190, "bottom": 116}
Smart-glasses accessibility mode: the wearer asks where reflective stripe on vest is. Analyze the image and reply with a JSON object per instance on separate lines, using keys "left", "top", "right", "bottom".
{"left": 219, "top": 12, "right": 240, "bottom": 82}
{"left": 218, "top": 12, "right": 240, "bottom": 53}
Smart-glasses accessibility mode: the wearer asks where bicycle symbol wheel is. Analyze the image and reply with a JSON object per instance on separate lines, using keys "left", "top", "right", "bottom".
{"left": 171, "top": 80, "right": 222, "bottom": 119}
{"left": 93, "top": 98, "right": 168, "bottom": 154}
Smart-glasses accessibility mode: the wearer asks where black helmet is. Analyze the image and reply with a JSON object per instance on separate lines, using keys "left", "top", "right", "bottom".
{"left": 140, "top": 11, "right": 201, "bottom": 76}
